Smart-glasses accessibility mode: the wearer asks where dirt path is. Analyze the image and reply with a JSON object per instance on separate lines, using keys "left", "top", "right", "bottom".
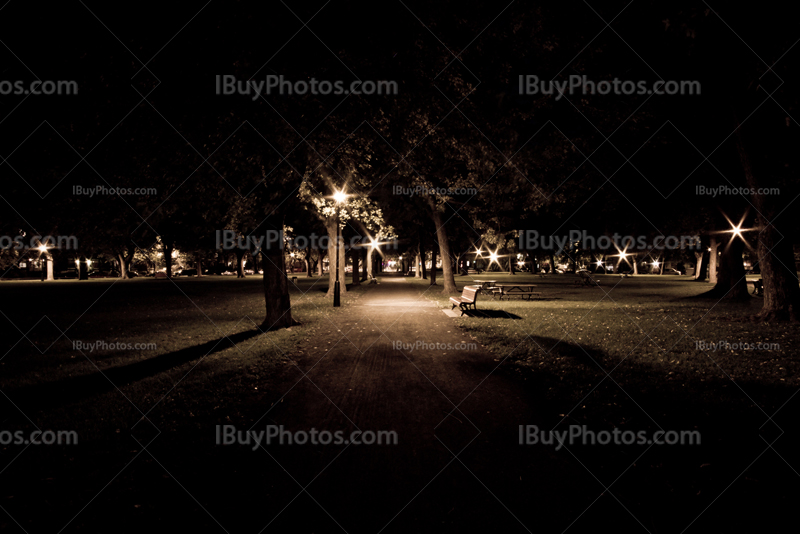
{"left": 241, "top": 276, "right": 617, "bottom": 533}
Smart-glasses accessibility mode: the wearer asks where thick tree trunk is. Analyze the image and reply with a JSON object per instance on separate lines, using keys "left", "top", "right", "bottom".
{"left": 430, "top": 247, "right": 437, "bottom": 285}
{"left": 366, "top": 249, "right": 373, "bottom": 278}
{"left": 235, "top": 250, "right": 246, "bottom": 278}
{"left": 361, "top": 248, "right": 368, "bottom": 281}
{"left": 163, "top": 242, "right": 173, "bottom": 278}
{"left": 708, "top": 237, "right": 719, "bottom": 285}
{"left": 118, "top": 253, "right": 129, "bottom": 279}
{"left": 508, "top": 256, "right": 515, "bottom": 275}
{"left": 415, "top": 250, "right": 422, "bottom": 279}
{"left": 352, "top": 248, "right": 360, "bottom": 286}
{"left": 427, "top": 197, "right": 457, "bottom": 293}
{"left": 705, "top": 236, "right": 749, "bottom": 299}
{"left": 734, "top": 115, "right": 800, "bottom": 320}
{"left": 258, "top": 220, "right": 294, "bottom": 330}
{"left": 632, "top": 258, "right": 639, "bottom": 275}
{"left": 318, "top": 249, "right": 325, "bottom": 276}
{"left": 694, "top": 251, "right": 704, "bottom": 281}
{"left": 45, "top": 254, "right": 54, "bottom": 281}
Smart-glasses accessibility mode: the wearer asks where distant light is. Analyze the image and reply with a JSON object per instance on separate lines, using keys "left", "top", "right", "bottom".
{"left": 596, "top": 261, "right": 602, "bottom": 266}
{"left": 731, "top": 225, "right": 742, "bottom": 238}
{"left": 333, "top": 190, "right": 347, "bottom": 204}
{"left": 489, "top": 251, "right": 499, "bottom": 263}
{"left": 37, "top": 244, "right": 48, "bottom": 253}
{"left": 620, "top": 252, "right": 628, "bottom": 259}
{"left": 475, "top": 248, "right": 482, "bottom": 256}
{"left": 653, "top": 261, "right": 660, "bottom": 267}
{"left": 87, "top": 259, "right": 92, "bottom": 266}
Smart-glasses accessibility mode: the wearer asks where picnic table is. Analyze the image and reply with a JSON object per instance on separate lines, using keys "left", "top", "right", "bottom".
{"left": 492, "top": 283, "right": 540, "bottom": 300}
{"left": 472, "top": 280, "right": 498, "bottom": 290}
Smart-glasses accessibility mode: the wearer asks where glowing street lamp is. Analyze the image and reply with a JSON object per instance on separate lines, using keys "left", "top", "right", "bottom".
{"left": 489, "top": 251, "right": 499, "bottom": 264}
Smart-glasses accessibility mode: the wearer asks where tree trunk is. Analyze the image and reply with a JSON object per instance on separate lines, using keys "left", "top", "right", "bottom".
{"left": 548, "top": 251, "right": 556, "bottom": 273}
{"left": 118, "top": 253, "right": 129, "bottom": 279}
{"left": 45, "top": 254, "right": 54, "bottom": 281}
{"left": 235, "top": 250, "right": 246, "bottom": 278}
{"left": 705, "top": 236, "right": 749, "bottom": 299}
{"left": 708, "top": 237, "right": 719, "bottom": 285}
{"left": 163, "top": 242, "right": 173, "bottom": 278}
{"left": 352, "top": 248, "right": 360, "bottom": 286}
{"left": 318, "top": 249, "right": 325, "bottom": 276}
{"left": 694, "top": 252, "right": 704, "bottom": 281}
{"left": 430, "top": 247, "right": 437, "bottom": 285}
{"left": 415, "top": 250, "right": 422, "bottom": 278}
{"left": 734, "top": 114, "right": 800, "bottom": 320}
{"left": 427, "top": 197, "right": 457, "bottom": 293}
{"left": 361, "top": 248, "right": 368, "bottom": 281}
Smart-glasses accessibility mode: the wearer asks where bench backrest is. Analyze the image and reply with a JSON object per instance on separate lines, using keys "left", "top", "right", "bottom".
{"left": 461, "top": 286, "right": 479, "bottom": 303}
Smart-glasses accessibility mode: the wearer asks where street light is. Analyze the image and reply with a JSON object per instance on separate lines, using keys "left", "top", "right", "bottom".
{"left": 333, "top": 189, "right": 348, "bottom": 307}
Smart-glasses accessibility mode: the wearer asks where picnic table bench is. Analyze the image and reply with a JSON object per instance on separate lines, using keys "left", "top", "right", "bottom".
{"left": 751, "top": 279, "right": 764, "bottom": 296}
{"left": 576, "top": 270, "right": 600, "bottom": 287}
{"left": 449, "top": 285, "right": 480, "bottom": 316}
{"left": 492, "top": 284, "right": 541, "bottom": 300}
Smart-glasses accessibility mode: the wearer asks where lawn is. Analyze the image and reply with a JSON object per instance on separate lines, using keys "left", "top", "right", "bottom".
{"left": 2, "top": 272, "right": 798, "bottom": 531}
{"left": 408, "top": 271, "right": 800, "bottom": 523}
{"left": 0, "top": 274, "right": 373, "bottom": 531}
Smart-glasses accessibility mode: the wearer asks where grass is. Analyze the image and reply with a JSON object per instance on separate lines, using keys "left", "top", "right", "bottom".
{"left": 1, "top": 274, "right": 380, "bottom": 531}
{"left": 2, "top": 272, "right": 798, "bottom": 530}
{"left": 407, "top": 270, "right": 800, "bottom": 521}
{"left": 0, "top": 275, "right": 370, "bottom": 431}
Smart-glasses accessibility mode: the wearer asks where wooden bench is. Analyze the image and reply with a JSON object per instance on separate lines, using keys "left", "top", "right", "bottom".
{"left": 576, "top": 270, "right": 600, "bottom": 286}
{"left": 497, "top": 285, "right": 541, "bottom": 301}
{"left": 752, "top": 279, "right": 763, "bottom": 296}
{"left": 154, "top": 272, "right": 168, "bottom": 279}
{"left": 449, "top": 285, "right": 480, "bottom": 316}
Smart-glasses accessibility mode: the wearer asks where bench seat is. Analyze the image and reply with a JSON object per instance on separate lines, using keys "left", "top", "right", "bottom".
{"left": 449, "top": 285, "right": 480, "bottom": 316}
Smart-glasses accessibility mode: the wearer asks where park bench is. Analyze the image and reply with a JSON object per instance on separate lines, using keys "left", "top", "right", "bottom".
{"left": 449, "top": 285, "right": 480, "bottom": 316}
{"left": 752, "top": 279, "right": 764, "bottom": 296}
{"left": 154, "top": 272, "right": 168, "bottom": 279}
{"left": 495, "top": 284, "right": 541, "bottom": 301}
{"left": 576, "top": 270, "right": 600, "bottom": 287}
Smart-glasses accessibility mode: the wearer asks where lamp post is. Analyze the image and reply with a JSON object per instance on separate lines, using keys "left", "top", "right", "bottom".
{"left": 333, "top": 190, "right": 347, "bottom": 307}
